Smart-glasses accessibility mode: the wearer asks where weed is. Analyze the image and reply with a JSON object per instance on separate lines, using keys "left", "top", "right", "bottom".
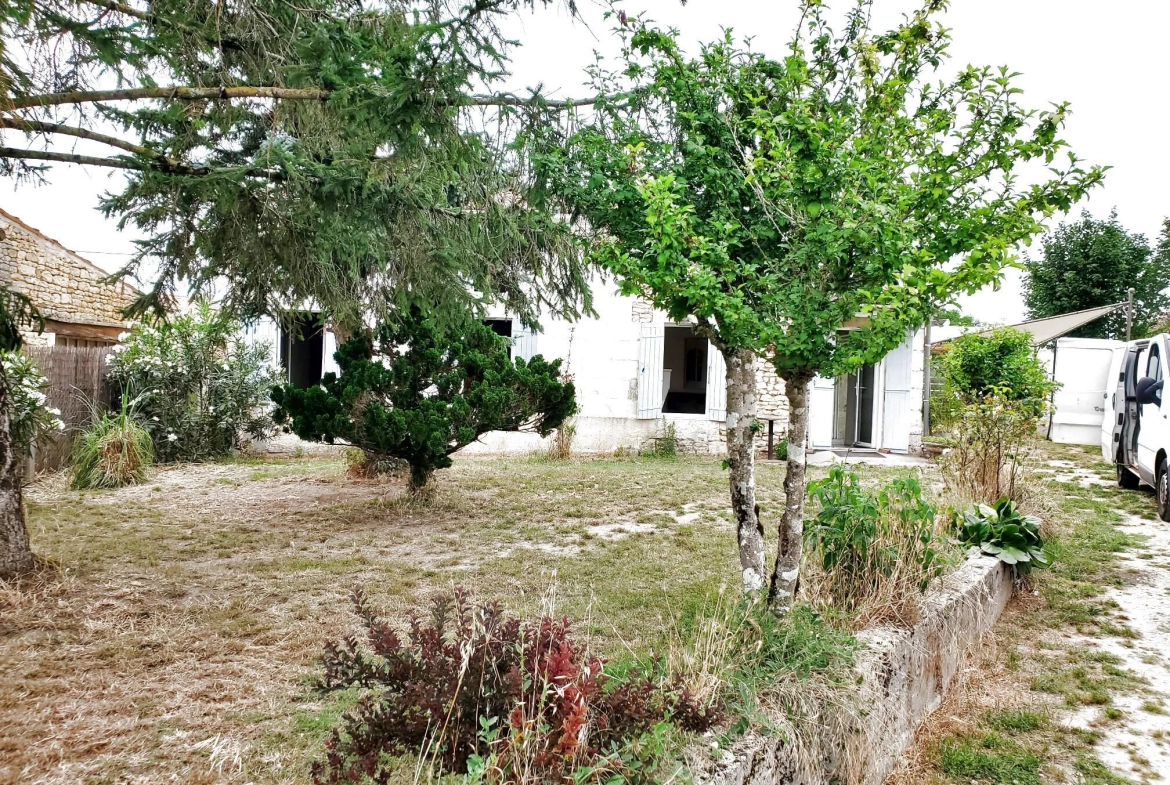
{"left": 642, "top": 422, "right": 678, "bottom": 460}
{"left": 803, "top": 465, "right": 952, "bottom": 625}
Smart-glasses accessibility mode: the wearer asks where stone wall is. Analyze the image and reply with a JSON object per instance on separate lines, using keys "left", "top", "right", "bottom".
{"left": 702, "top": 555, "right": 1014, "bottom": 785}
{"left": 0, "top": 210, "right": 136, "bottom": 340}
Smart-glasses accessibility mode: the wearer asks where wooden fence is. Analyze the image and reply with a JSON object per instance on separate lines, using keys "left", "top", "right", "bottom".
{"left": 24, "top": 345, "right": 114, "bottom": 474}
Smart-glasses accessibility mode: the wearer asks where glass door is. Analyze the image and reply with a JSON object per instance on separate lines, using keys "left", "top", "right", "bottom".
{"left": 855, "top": 363, "right": 876, "bottom": 447}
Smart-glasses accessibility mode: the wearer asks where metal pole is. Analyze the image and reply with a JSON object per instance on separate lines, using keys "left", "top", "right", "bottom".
{"left": 1126, "top": 287, "right": 1136, "bottom": 342}
{"left": 923, "top": 322, "right": 932, "bottom": 437}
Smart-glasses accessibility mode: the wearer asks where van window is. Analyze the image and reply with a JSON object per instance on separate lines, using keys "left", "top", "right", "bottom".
{"left": 1149, "top": 344, "right": 1164, "bottom": 383}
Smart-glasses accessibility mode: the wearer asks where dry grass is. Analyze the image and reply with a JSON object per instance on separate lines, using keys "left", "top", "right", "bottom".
{"left": 6, "top": 452, "right": 919, "bottom": 785}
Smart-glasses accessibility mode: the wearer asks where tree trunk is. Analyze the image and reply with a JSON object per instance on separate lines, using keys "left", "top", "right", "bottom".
{"left": 768, "top": 370, "right": 814, "bottom": 613}
{"left": 0, "top": 368, "right": 32, "bottom": 581}
{"left": 724, "top": 348, "right": 767, "bottom": 593}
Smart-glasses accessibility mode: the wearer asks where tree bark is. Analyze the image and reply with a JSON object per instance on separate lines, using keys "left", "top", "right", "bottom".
{"left": 768, "top": 370, "right": 814, "bottom": 614}
{"left": 0, "top": 368, "right": 33, "bottom": 581}
{"left": 724, "top": 348, "right": 767, "bottom": 594}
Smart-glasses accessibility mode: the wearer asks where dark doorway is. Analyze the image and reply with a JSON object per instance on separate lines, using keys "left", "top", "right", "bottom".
{"left": 483, "top": 319, "right": 513, "bottom": 358}
{"left": 662, "top": 325, "right": 708, "bottom": 414}
{"left": 281, "top": 314, "right": 325, "bottom": 388}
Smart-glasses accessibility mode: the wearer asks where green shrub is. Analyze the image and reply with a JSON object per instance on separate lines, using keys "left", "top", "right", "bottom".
{"left": 954, "top": 497, "right": 1051, "bottom": 569}
{"left": 940, "top": 327, "right": 1055, "bottom": 408}
{"left": 272, "top": 308, "right": 575, "bottom": 490}
{"left": 1, "top": 351, "right": 63, "bottom": 455}
{"left": 803, "top": 465, "right": 947, "bottom": 623}
{"left": 70, "top": 394, "right": 153, "bottom": 489}
{"left": 107, "top": 302, "right": 279, "bottom": 462}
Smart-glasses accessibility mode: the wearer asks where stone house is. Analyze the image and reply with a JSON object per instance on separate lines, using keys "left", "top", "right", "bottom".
{"left": 252, "top": 279, "right": 927, "bottom": 457}
{"left": 0, "top": 209, "right": 137, "bottom": 346}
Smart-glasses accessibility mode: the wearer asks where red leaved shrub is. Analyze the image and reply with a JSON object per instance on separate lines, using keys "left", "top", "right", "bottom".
{"left": 312, "top": 586, "right": 719, "bottom": 784}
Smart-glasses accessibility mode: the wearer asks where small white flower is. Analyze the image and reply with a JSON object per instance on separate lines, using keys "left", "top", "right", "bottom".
{"left": 47, "top": 407, "right": 60, "bottom": 416}
{"left": 151, "top": 416, "right": 159, "bottom": 422}
{"left": 166, "top": 433, "right": 178, "bottom": 442}
{"left": 53, "top": 419, "right": 65, "bottom": 431}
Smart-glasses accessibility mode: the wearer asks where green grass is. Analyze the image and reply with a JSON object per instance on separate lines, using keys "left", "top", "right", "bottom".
{"left": 983, "top": 708, "right": 1047, "bottom": 732}
{"left": 938, "top": 733, "right": 1042, "bottom": 785}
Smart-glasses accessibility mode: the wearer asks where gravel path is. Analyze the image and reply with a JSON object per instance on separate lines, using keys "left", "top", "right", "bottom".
{"left": 1062, "top": 511, "right": 1170, "bottom": 782}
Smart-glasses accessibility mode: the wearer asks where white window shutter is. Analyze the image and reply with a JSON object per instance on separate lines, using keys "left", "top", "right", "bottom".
{"left": 808, "top": 375, "right": 836, "bottom": 449}
{"left": 511, "top": 317, "right": 538, "bottom": 363}
{"left": 705, "top": 343, "right": 727, "bottom": 421}
{"left": 636, "top": 323, "right": 666, "bottom": 419}
{"left": 322, "top": 329, "right": 340, "bottom": 379}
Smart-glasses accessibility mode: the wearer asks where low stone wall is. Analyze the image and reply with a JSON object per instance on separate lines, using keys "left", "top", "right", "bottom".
{"left": 705, "top": 555, "right": 1013, "bottom": 785}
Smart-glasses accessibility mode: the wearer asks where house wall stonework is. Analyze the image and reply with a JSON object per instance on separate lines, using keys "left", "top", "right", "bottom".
{"left": 0, "top": 210, "right": 136, "bottom": 342}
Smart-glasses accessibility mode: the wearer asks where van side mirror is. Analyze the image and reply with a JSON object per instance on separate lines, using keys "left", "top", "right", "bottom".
{"left": 1137, "top": 376, "right": 1164, "bottom": 406}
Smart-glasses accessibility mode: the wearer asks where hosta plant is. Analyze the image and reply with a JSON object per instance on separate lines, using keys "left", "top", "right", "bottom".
{"left": 955, "top": 498, "right": 1051, "bottom": 568}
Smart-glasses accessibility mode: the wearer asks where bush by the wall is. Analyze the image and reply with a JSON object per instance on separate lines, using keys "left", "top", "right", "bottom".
{"left": 314, "top": 587, "right": 717, "bottom": 785}
{"left": 803, "top": 465, "right": 948, "bottom": 625}
{"left": 107, "top": 303, "right": 279, "bottom": 462}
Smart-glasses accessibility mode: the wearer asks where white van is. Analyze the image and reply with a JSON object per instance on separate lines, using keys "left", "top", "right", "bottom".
{"left": 1102, "top": 335, "right": 1170, "bottom": 520}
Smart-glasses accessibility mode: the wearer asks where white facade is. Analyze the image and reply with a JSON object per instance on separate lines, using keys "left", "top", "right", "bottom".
{"left": 469, "top": 281, "right": 927, "bottom": 457}
{"left": 249, "top": 282, "right": 927, "bottom": 457}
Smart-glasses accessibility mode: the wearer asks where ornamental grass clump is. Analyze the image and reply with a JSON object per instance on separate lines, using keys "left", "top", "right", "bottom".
{"left": 313, "top": 587, "right": 717, "bottom": 785}
{"left": 70, "top": 395, "right": 153, "bottom": 489}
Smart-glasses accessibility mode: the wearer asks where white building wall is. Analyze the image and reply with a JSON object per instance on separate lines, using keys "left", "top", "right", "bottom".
{"left": 465, "top": 280, "right": 727, "bottom": 455}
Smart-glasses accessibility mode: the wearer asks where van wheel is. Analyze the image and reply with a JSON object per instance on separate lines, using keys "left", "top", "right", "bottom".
{"left": 1158, "top": 463, "right": 1170, "bottom": 522}
{"left": 1119, "top": 463, "right": 1140, "bottom": 490}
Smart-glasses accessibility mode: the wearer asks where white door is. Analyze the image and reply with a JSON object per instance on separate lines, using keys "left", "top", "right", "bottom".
{"left": 1101, "top": 346, "right": 1126, "bottom": 462}
{"left": 880, "top": 335, "right": 914, "bottom": 452}
{"left": 705, "top": 344, "right": 727, "bottom": 422}
{"left": 636, "top": 324, "right": 665, "bottom": 419}
{"left": 1050, "top": 338, "right": 1121, "bottom": 445}
{"left": 323, "top": 330, "right": 339, "bottom": 379}
{"left": 1137, "top": 339, "right": 1167, "bottom": 479}
{"left": 808, "top": 375, "right": 836, "bottom": 449}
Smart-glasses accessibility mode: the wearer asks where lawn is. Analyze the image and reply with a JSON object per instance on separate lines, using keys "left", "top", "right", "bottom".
{"left": 1, "top": 452, "right": 918, "bottom": 785}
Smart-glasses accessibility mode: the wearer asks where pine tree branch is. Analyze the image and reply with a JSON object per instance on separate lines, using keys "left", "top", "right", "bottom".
{"left": 82, "top": 0, "right": 151, "bottom": 21}
{"left": 0, "top": 117, "right": 152, "bottom": 157}
{"left": 7, "top": 85, "right": 611, "bottom": 110}
{"left": 8, "top": 86, "right": 330, "bottom": 109}
{"left": 0, "top": 147, "right": 143, "bottom": 170}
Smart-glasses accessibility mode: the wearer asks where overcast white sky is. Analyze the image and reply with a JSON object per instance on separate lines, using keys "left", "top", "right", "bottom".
{"left": 4, "top": 0, "right": 1167, "bottom": 324}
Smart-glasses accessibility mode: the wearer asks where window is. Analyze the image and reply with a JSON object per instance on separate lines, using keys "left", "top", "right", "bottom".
{"left": 1149, "top": 344, "right": 1163, "bottom": 384}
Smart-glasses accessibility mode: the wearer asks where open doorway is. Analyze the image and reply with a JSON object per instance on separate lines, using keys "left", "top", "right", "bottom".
{"left": 280, "top": 313, "right": 325, "bottom": 388}
{"left": 662, "top": 325, "right": 708, "bottom": 414}
{"left": 831, "top": 363, "right": 877, "bottom": 447}
{"left": 483, "top": 318, "right": 514, "bottom": 358}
